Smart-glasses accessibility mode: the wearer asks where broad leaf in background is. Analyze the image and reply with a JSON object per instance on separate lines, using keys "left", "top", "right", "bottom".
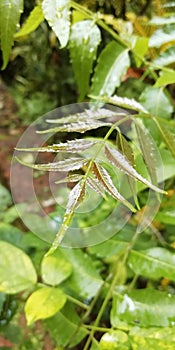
{"left": 14, "top": 4, "right": 44, "bottom": 39}
{"left": 0, "top": 0, "right": 23, "bottom": 69}
{"left": 149, "top": 24, "right": 175, "bottom": 48}
{"left": 128, "top": 247, "right": 175, "bottom": 281}
{"left": 61, "top": 248, "right": 103, "bottom": 299}
{"left": 155, "top": 70, "right": 175, "bottom": 87}
{"left": 69, "top": 20, "right": 101, "bottom": 100}
{"left": 130, "top": 327, "right": 175, "bottom": 350}
{"left": 41, "top": 249, "right": 72, "bottom": 286}
{"left": 99, "top": 330, "right": 130, "bottom": 350}
{"left": 45, "top": 302, "right": 88, "bottom": 347}
{"left": 90, "top": 41, "right": 130, "bottom": 97}
{"left": 153, "top": 119, "right": 175, "bottom": 158}
{"left": 139, "top": 87, "right": 173, "bottom": 119}
{"left": 42, "top": 0, "right": 70, "bottom": 47}
{"left": 111, "top": 289, "right": 175, "bottom": 327}
{"left": 0, "top": 241, "right": 37, "bottom": 294}
{"left": 25, "top": 286, "right": 67, "bottom": 325}
{"left": 153, "top": 46, "right": 175, "bottom": 67}
{"left": 0, "top": 184, "right": 12, "bottom": 215}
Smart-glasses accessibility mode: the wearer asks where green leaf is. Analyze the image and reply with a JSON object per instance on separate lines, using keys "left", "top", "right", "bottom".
{"left": 61, "top": 248, "right": 103, "bottom": 299}
{"left": 153, "top": 46, "right": 175, "bottom": 67}
{"left": 90, "top": 41, "right": 130, "bottom": 97}
{"left": 42, "top": 0, "right": 70, "bottom": 48}
{"left": 0, "top": 222, "right": 23, "bottom": 246}
{"left": 0, "top": 0, "right": 23, "bottom": 69}
{"left": 111, "top": 289, "right": 175, "bottom": 327}
{"left": 130, "top": 327, "right": 175, "bottom": 350}
{"left": 156, "top": 208, "right": 175, "bottom": 225}
{"left": 41, "top": 249, "right": 72, "bottom": 286}
{"left": 16, "top": 139, "right": 96, "bottom": 153}
{"left": 0, "top": 184, "right": 12, "bottom": 214}
{"left": 153, "top": 119, "right": 175, "bottom": 158}
{"left": 133, "top": 36, "right": 149, "bottom": 68}
{"left": 47, "top": 108, "right": 117, "bottom": 123}
{"left": 16, "top": 156, "right": 88, "bottom": 172}
{"left": 99, "top": 330, "right": 129, "bottom": 350}
{"left": 96, "top": 95, "right": 148, "bottom": 114}
{"left": 128, "top": 247, "right": 175, "bottom": 281}
{"left": 69, "top": 20, "right": 101, "bottom": 100}
{"left": 14, "top": 4, "right": 44, "bottom": 39}
{"left": 155, "top": 70, "right": 175, "bottom": 87}
{"left": 149, "top": 24, "right": 175, "bottom": 48}
{"left": 149, "top": 15, "right": 175, "bottom": 25}
{"left": 105, "top": 145, "right": 165, "bottom": 194}
{"left": 25, "top": 286, "right": 67, "bottom": 325}
{"left": 45, "top": 302, "right": 88, "bottom": 347}
{"left": 37, "top": 120, "right": 112, "bottom": 134}
{"left": 139, "top": 87, "right": 173, "bottom": 119}
{"left": 0, "top": 293, "right": 6, "bottom": 315}
{"left": 92, "top": 162, "right": 136, "bottom": 212}
{"left": 0, "top": 241, "right": 37, "bottom": 294}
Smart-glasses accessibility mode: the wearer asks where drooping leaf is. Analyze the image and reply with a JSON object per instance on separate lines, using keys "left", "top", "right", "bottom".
{"left": 47, "top": 108, "right": 118, "bottom": 124}
{"left": 111, "top": 289, "right": 175, "bottom": 327}
{"left": 135, "top": 120, "right": 157, "bottom": 185}
{"left": 105, "top": 145, "right": 165, "bottom": 194}
{"left": 42, "top": 0, "right": 70, "bottom": 47}
{"left": 149, "top": 24, "right": 175, "bottom": 48}
{"left": 153, "top": 119, "right": 175, "bottom": 158}
{"left": 130, "top": 327, "right": 175, "bottom": 350}
{"left": 153, "top": 46, "right": 175, "bottom": 67}
{"left": 0, "top": 0, "right": 23, "bottom": 69}
{"left": 90, "top": 41, "right": 130, "bottom": 97}
{"left": 37, "top": 120, "right": 112, "bottom": 134}
{"left": 69, "top": 20, "right": 101, "bottom": 100}
{"left": 41, "top": 249, "right": 72, "bottom": 286}
{"left": 92, "top": 162, "right": 136, "bottom": 212}
{"left": 139, "top": 87, "right": 174, "bottom": 119}
{"left": 0, "top": 241, "right": 37, "bottom": 294}
{"left": 25, "top": 286, "right": 67, "bottom": 325}
{"left": 128, "top": 247, "right": 175, "bottom": 281}
{"left": 14, "top": 4, "right": 44, "bottom": 39}
{"left": 16, "top": 139, "right": 96, "bottom": 153}
{"left": 155, "top": 70, "right": 175, "bottom": 87}
{"left": 16, "top": 156, "right": 89, "bottom": 172}
{"left": 45, "top": 302, "right": 88, "bottom": 347}
{"left": 61, "top": 248, "right": 103, "bottom": 299}
{"left": 97, "top": 95, "right": 148, "bottom": 114}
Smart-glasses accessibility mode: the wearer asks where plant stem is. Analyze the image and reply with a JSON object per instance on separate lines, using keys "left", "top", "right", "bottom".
{"left": 66, "top": 295, "right": 89, "bottom": 310}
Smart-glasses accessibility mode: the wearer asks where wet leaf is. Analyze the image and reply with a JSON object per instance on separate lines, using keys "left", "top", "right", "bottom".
{"left": 0, "top": 241, "right": 37, "bottom": 294}
{"left": 128, "top": 247, "right": 175, "bottom": 280}
{"left": 105, "top": 145, "right": 165, "bottom": 194}
{"left": 16, "top": 139, "right": 96, "bottom": 153}
{"left": 37, "top": 120, "right": 112, "bottom": 134}
{"left": 90, "top": 41, "right": 130, "bottom": 97}
{"left": 0, "top": 0, "right": 23, "bottom": 69}
{"left": 86, "top": 176, "right": 106, "bottom": 198}
{"left": 16, "top": 156, "right": 88, "bottom": 172}
{"left": 42, "top": 0, "right": 70, "bottom": 47}
{"left": 153, "top": 46, "right": 175, "bottom": 67}
{"left": 92, "top": 162, "right": 136, "bottom": 212}
{"left": 149, "top": 24, "right": 175, "bottom": 48}
{"left": 47, "top": 108, "right": 117, "bottom": 123}
{"left": 149, "top": 15, "right": 175, "bottom": 25}
{"left": 69, "top": 20, "right": 101, "bottom": 100}
{"left": 97, "top": 95, "right": 148, "bottom": 113}
{"left": 130, "top": 327, "right": 175, "bottom": 350}
{"left": 14, "top": 4, "right": 44, "bottom": 39}
{"left": 111, "top": 289, "right": 175, "bottom": 327}
{"left": 25, "top": 286, "right": 67, "bottom": 325}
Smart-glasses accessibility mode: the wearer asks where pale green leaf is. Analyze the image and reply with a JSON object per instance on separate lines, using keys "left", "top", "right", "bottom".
{"left": 130, "top": 327, "right": 175, "bottom": 350}
{"left": 25, "top": 286, "right": 67, "bottom": 325}
{"left": 139, "top": 87, "right": 173, "bottom": 119}
{"left": 0, "top": 241, "right": 37, "bottom": 294}
{"left": 42, "top": 0, "right": 70, "bottom": 47}
{"left": 105, "top": 145, "right": 165, "bottom": 194}
{"left": 69, "top": 20, "right": 101, "bottom": 100}
{"left": 41, "top": 249, "right": 72, "bottom": 286}
{"left": 153, "top": 46, "right": 175, "bottom": 67}
{"left": 128, "top": 247, "right": 175, "bottom": 280}
{"left": 92, "top": 162, "right": 136, "bottom": 212}
{"left": 47, "top": 108, "right": 117, "bottom": 123}
{"left": 37, "top": 120, "right": 112, "bottom": 134}
{"left": 153, "top": 119, "right": 175, "bottom": 158}
{"left": 0, "top": 0, "right": 23, "bottom": 69}
{"left": 98, "top": 95, "right": 148, "bottom": 113}
{"left": 111, "top": 289, "right": 175, "bottom": 327}
{"left": 149, "top": 24, "right": 175, "bottom": 48}
{"left": 16, "top": 156, "right": 89, "bottom": 172}
{"left": 155, "top": 70, "right": 175, "bottom": 87}
{"left": 133, "top": 36, "right": 149, "bottom": 68}
{"left": 14, "top": 4, "right": 44, "bottom": 39}
{"left": 90, "top": 41, "right": 130, "bottom": 97}
{"left": 16, "top": 139, "right": 96, "bottom": 153}
{"left": 149, "top": 15, "right": 175, "bottom": 25}
{"left": 99, "top": 330, "right": 129, "bottom": 350}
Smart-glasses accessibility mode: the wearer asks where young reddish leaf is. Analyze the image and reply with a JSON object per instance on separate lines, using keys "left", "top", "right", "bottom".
{"left": 92, "top": 162, "right": 136, "bottom": 212}
{"left": 16, "top": 156, "right": 88, "bottom": 172}
{"left": 37, "top": 120, "right": 112, "bottom": 134}
{"left": 16, "top": 139, "right": 96, "bottom": 153}
{"left": 105, "top": 145, "right": 166, "bottom": 194}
